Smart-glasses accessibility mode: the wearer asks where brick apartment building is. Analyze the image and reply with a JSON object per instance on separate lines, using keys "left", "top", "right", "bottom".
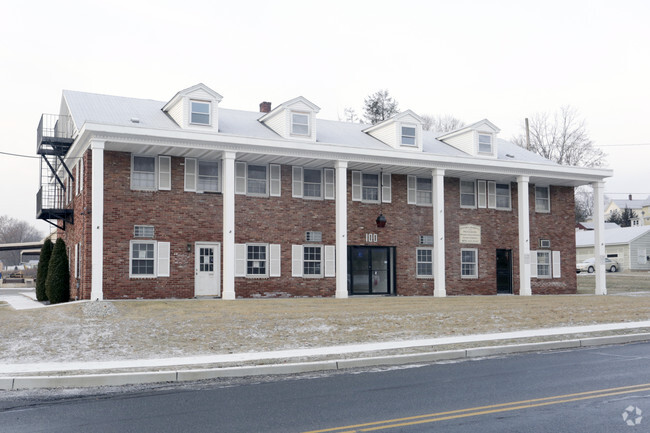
{"left": 36, "top": 83, "right": 612, "bottom": 300}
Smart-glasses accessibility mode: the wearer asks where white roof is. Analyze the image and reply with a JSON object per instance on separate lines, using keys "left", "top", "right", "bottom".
{"left": 61, "top": 90, "right": 556, "bottom": 164}
{"left": 608, "top": 197, "right": 650, "bottom": 209}
{"left": 576, "top": 226, "right": 650, "bottom": 247}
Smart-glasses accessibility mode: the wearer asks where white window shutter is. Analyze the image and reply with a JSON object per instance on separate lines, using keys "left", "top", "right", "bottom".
{"left": 74, "top": 243, "right": 79, "bottom": 278}
{"left": 292, "top": 245, "right": 303, "bottom": 277}
{"left": 270, "top": 244, "right": 281, "bottom": 277}
{"left": 487, "top": 181, "right": 496, "bottom": 209}
{"left": 552, "top": 251, "right": 561, "bottom": 278}
{"left": 235, "top": 244, "right": 247, "bottom": 277}
{"left": 477, "top": 180, "right": 487, "bottom": 208}
{"left": 382, "top": 173, "right": 392, "bottom": 203}
{"left": 184, "top": 158, "right": 197, "bottom": 191}
{"left": 235, "top": 162, "right": 247, "bottom": 195}
{"left": 324, "top": 168, "right": 335, "bottom": 200}
{"left": 79, "top": 159, "right": 84, "bottom": 193}
{"left": 159, "top": 156, "right": 171, "bottom": 191}
{"left": 638, "top": 248, "right": 647, "bottom": 265}
{"left": 407, "top": 175, "right": 416, "bottom": 205}
{"left": 157, "top": 242, "right": 170, "bottom": 277}
{"left": 75, "top": 164, "right": 79, "bottom": 196}
{"left": 352, "top": 171, "right": 362, "bottom": 201}
{"left": 292, "top": 166, "right": 303, "bottom": 198}
{"left": 270, "top": 164, "right": 281, "bottom": 197}
{"left": 530, "top": 251, "right": 538, "bottom": 278}
{"left": 324, "top": 245, "right": 336, "bottom": 277}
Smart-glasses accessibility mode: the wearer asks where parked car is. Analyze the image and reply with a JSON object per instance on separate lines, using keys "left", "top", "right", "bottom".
{"left": 576, "top": 258, "right": 619, "bottom": 274}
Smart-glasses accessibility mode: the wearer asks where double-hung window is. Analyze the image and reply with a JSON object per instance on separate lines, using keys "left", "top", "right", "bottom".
{"left": 416, "top": 248, "right": 433, "bottom": 278}
{"left": 536, "top": 251, "right": 551, "bottom": 278}
{"left": 303, "top": 245, "right": 322, "bottom": 277}
{"left": 478, "top": 134, "right": 492, "bottom": 153}
{"left": 401, "top": 125, "right": 416, "bottom": 146}
{"left": 461, "top": 248, "right": 478, "bottom": 278}
{"left": 362, "top": 173, "right": 379, "bottom": 202}
{"left": 495, "top": 183, "right": 511, "bottom": 209}
{"left": 132, "top": 156, "right": 156, "bottom": 190}
{"left": 303, "top": 169, "right": 322, "bottom": 198}
{"left": 190, "top": 101, "right": 211, "bottom": 125}
{"left": 460, "top": 181, "right": 476, "bottom": 208}
{"left": 130, "top": 241, "right": 155, "bottom": 276}
{"left": 291, "top": 112, "right": 310, "bottom": 135}
{"left": 198, "top": 160, "right": 220, "bottom": 193}
{"left": 247, "top": 244, "right": 267, "bottom": 277}
{"left": 535, "top": 186, "right": 550, "bottom": 213}
{"left": 407, "top": 176, "right": 433, "bottom": 206}
{"left": 247, "top": 165, "right": 268, "bottom": 196}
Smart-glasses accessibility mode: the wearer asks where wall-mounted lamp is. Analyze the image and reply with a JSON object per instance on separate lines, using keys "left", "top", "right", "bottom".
{"left": 187, "top": 243, "right": 192, "bottom": 252}
{"left": 376, "top": 213, "right": 387, "bottom": 228}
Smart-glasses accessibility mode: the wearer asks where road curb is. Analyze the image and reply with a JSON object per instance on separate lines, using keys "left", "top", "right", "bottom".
{"left": 4, "top": 333, "right": 650, "bottom": 391}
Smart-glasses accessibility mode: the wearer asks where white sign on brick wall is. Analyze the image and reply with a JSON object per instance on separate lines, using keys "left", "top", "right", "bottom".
{"left": 459, "top": 224, "right": 481, "bottom": 244}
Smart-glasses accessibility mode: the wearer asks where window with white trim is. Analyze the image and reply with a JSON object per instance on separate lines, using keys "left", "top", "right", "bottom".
{"left": 303, "top": 245, "right": 322, "bottom": 277}
{"left": 190, "top": 100, "right": 211, "bottom": 125}
{"left": 416, "top": 247, "right": 433, "bottom": 278}
{"left": 478, "top": 134, "right": 492, "bottom": 153}
{"left": 460, "top": 181, "right": 476, "bottom": 208}
{"left": 401, "top": 125, "right": 416, "bottom": 146}
{"left": 495, "top": 183, "right": 511, "bottom": 209}
{"left": 197, "top": 160, "right": 220, "bottom": 193}
{"left": 303, "top": 169, "right": 322, "bottom": 198}
{"left": 536, "top": 251, "right": 551, "bottom": 278}
{"left": 535, "top": 186, "right": 550, "bottom": 213}
{"left": 131, "top": 155, "right": 156, "bottom": 190}
{"left": 408, "top": 176, "right": 433, "bottom": 206}
{"left": 130, "top": 240, "right": 155, "bottom": 277}
{"left": 461, "top": 248, "right": 478, "bottom": 278}
{"left": 236, "top": 162, "right": 279, "bottom": 197}
{"left": 362, "top": 173, "right": 379, "bottom": 202}
{"left": 291, "top": 112, "right": 310, "bottom": 135}
{"left": 247, "top": 244, "right": 267, "bottom": 277}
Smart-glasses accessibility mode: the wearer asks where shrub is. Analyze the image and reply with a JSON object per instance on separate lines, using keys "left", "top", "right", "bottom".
{"left": 35, "top": 239, "right": 53, "bottom": 302}
{"left": 45, "top": 238, "right": 69, "bottom": 304}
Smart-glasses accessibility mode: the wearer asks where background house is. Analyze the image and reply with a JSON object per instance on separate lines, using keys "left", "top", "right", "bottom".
{"left": 605, "top": 195, "right": 650, "bottom": 226}
{"left": 576, "top": 226, "right": 650, "bottom": 271}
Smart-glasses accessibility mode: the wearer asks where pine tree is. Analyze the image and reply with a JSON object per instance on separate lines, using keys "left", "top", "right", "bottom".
{"left": 45, "top": 238, "right": 69, "bottom": 304}
{"left": 35, "top": 239, "right": 53, "bottom": 302}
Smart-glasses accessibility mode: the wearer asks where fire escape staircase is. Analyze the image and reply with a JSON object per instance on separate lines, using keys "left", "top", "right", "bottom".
{"left": 36, "top": 114, "right": 75, "bottom": 230}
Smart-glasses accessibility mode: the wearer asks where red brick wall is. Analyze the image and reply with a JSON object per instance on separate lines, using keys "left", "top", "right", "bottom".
{"left": 64, "top": 151, "right": 577, "bottom": 299}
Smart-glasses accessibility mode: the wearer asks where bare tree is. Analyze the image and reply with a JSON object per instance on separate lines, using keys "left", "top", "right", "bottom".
{"left": 0, "top": 216, "right": 44, "bottom": 266}
{"left": 421, "top": 114, "right": 466, "bottom": 133}
{"left": 574, "top": 185, "right": 594, "bottom": 224}
{"left": 342, "top": 107, "right": 359, "bottom": 123}
{"left": 363, "top": 90, "right": 399, "bottom": 125}
{"left": 512, "top": 105, "right": 605, "bottom": 167}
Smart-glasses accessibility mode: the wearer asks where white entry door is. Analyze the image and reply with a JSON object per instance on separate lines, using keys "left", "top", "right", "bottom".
{"left": 194, "top": 242, "right": 221, "bottom": 297}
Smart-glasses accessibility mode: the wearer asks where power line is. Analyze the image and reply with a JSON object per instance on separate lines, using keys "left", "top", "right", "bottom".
{"left": 598, "top": 143, "right": 650, "bottom": 147}
{"left": 0, "top": 151, "right": 40, "bottom": 159}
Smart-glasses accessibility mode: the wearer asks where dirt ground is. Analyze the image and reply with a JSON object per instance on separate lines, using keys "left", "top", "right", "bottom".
{"left": 1, "top": 275, "right": 649, "bottom": 365}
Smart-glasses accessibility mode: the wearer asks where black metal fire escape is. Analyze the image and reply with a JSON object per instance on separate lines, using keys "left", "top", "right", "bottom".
{"left": 36, "top": 114, "right": 75, "bottom": 230}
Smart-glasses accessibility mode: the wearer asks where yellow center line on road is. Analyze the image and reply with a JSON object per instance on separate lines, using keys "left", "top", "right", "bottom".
{"left": 302, "top": 382, "right": 650, "bottom": 433}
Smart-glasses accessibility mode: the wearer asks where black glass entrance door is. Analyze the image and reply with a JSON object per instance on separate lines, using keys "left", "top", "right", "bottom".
{"left": 496, "top": 249, "right": 513, "bottom": 294}
{"left": 348, "top": 246, "right": 394, "bottom": 295}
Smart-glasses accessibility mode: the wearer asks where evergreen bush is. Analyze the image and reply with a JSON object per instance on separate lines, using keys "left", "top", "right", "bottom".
{"left": 35, "top": 239, "right": 53, "bottom": 302}
{"left": 45, "top": 238, "right": 70, "bottom": 304}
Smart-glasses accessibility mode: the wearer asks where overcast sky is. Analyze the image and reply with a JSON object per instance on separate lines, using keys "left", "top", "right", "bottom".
{"left": 2, "top": 0, "right": 649, "bottom": 235}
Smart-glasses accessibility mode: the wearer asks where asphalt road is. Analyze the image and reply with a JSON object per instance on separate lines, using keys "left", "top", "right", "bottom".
{"left": 1, "top": 342, "right": 649, "bottom": 432}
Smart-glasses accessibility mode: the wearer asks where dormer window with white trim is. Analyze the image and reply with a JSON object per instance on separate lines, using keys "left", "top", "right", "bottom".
{"left": 401, "top": 125, "right": 417, "bottom": 146}
{"left": 478, "top": 134, "right": 492, "bottom": 154}
{"left": 291, "top": 112, "right": 310, "bottom": 136}
{"left": 190, "top": 101, "right": 211, "bottom": 125}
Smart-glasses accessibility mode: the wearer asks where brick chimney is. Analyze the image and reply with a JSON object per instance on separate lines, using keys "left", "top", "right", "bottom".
{"left": 629, "top": 194, "right": 633, "bottom": 200}
{"left": 259, "top": 101, "right": 272, "bottom": 113}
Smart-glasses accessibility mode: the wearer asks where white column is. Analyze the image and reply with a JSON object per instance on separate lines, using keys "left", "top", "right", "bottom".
{"left": 335, "top": 160, "right": 348, "bottom": 299}
{"left": 90, "top": 140, "right": 105, "bottom": 301}
{"left": 517, "top": 176, "right": 532, "bottom": 296}
{"left": 222, "top": 152, "right": 236, "bottom": 300}
{"left": 432, "top": 168, "right": 446, "bottom": 297}
{"left": 593, "top": 181, "right": 607, "bottom": 295}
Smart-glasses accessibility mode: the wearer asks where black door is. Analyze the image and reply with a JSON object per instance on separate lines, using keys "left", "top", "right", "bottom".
{"left": 496, "top": 249, "right": 513, "bottom": 294}
{"left": 348, "top": 246, "right": 395, "bottom": 295}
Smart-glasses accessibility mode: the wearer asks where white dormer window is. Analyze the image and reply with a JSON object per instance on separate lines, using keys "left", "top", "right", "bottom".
{"left": 478, "top": 134, "right": 492, "bottom": 154}
{"left": 291, "top": 112, "right": 310, "bottom": 135}
{"left": 190, "top": 101, "right": 211, "bottom": 125}
{"left": 401, "top": 125, "right": 417, "bottom": 146}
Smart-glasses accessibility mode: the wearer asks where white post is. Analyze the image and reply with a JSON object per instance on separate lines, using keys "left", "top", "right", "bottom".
{"left": 517, "top": 176, "right": 532, "bottom": 296}
{"left": 90, "top": 140, "right": 105, "bottom": 301}
{"left": 335, "top": 160, "right": 348, "bottom": 299}
{"left": 432, "top": 168, "right": 446, "bottom": 297}
{"left": 222, "top": 152, "right": 236, "bottom": 300}
{"left": 593, "top": 181, "right": 607, "bottom": 295}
